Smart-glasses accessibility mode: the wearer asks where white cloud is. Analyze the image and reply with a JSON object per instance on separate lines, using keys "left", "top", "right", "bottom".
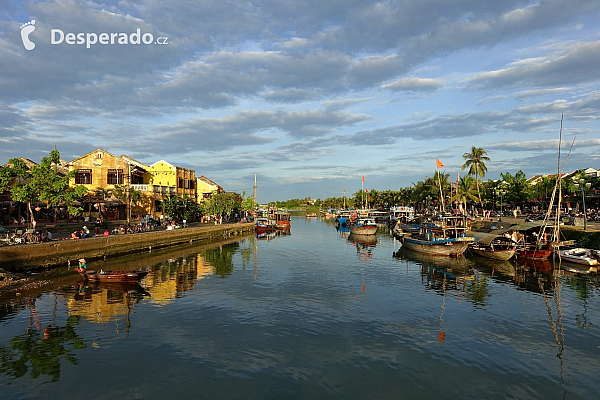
{"left": 382, "top": 77, "right": 445, "bottom": 92}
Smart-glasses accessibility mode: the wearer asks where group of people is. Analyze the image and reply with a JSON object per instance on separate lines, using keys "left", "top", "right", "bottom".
{"left": 70, "top": 225, "right": 91, "bottom": 239}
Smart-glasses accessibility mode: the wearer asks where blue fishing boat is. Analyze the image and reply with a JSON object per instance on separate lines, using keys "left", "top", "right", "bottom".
{"left": 399, "top": 216, "right": 474, "bottom": 257}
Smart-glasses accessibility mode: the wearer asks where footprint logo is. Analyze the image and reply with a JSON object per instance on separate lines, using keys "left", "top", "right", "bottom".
{"left": 20, "top": 20, "right": 36, "bottom": 50}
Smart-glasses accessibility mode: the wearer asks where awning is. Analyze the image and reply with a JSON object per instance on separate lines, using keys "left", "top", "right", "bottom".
{"left": 475, "top": 221, "right": 558, "bottom": 245}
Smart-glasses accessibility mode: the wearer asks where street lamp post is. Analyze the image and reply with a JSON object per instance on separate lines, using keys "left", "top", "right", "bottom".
{"left": 574, "top": 178, "right": 591, "bottom": 231}
{"left": 495, "top": 189, "right": 505, "bottom": 222}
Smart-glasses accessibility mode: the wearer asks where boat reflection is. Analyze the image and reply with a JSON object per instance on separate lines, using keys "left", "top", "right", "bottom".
{"left": 348, "top": 233, "right": 378, "bottom": 262}
{"left": 395, "top": 247, "right": 473, "bottom": 279}
{"left": 336, "top": 224, "right": 350, "bottom": 238}
{"left": 469, "top": 254, "right": 517, "bottom": 278}
{"left": 256, "top": 229, "right": 291, "bottom": 240}
{"left": 348, "top": 233, "right": 377, "bottom": 247}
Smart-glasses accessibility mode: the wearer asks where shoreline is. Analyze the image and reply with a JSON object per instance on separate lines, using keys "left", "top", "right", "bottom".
{"left": 0, "top": 222, "right": 255, "bottom": 271}
{"left": 0, "top": 229, "right": 255, "bottom": 299}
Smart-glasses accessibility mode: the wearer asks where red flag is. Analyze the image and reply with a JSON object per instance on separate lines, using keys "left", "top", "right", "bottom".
{"left": 436, "top": 159, "right": 444, "bottom": 168}
{"left": 362, "top": 175, "right": 365, "bottom": 182}
{"left": 343, "top": 188, "right": 346, "bottom": 193}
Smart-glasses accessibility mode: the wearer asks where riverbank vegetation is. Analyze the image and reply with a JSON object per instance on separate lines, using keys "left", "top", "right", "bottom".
{"left": 276, "top": 146, "right": 598, "bottom": 215}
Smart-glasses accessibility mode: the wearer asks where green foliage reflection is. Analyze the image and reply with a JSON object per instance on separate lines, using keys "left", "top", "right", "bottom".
{"left": 0, "top": 314, "right": 85, "bottom": 383}
{"left": 203, "top": 243, "right": 239, "bottom": 277}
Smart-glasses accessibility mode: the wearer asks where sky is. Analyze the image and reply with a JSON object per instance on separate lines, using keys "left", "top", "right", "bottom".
{"left": 1, "top": 0, "right": 600, "bottom": 203}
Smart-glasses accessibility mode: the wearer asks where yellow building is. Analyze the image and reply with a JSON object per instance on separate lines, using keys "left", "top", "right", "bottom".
{"left": 67, "top": 150, "right": 198, "bottom": 219}
{"left": 196, "top": 175, "right": 223, "bottom": 200}
{"left": 146, "top": 160, "right": 196, "bottom": 215}
{"left": 68, "top": 149, "right": 151, "bottom": 219}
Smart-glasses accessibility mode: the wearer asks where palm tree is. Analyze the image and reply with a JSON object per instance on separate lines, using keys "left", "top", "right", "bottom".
{"left": 452, "top": 176, "right": 478, "bottom": 215}
{"left": 462, "top": 146, "right": 490, "bottom": 206}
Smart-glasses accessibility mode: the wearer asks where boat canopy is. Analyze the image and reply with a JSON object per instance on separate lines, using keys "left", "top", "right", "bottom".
{"left": 476, "top": 221, "right": 557, "bottom": 245}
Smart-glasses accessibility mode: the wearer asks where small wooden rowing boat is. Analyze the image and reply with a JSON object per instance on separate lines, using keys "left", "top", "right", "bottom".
{"left": 79, "top": 269, "right": 149, "bottom": 282}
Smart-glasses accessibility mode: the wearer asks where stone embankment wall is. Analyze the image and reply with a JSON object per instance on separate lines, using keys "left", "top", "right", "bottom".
{"left": 0, "top": 223, "right": 255, "bottom": 271}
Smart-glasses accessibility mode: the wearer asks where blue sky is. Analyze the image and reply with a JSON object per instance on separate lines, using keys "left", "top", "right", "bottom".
{"left": 1, "top": 0, "right": 599, "bottom": 203}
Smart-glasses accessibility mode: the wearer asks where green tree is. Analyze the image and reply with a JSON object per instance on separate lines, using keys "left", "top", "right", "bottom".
{"left": 462, "top": 146, "right": 490, "bottom": 206}
{"left": 4, "top": 150, "right": 86, "bottom": 227}
{"left": 94, "top": 187, "right": 113, "bottom": 201}
{"left": 452, "top": 175, "right": 478, "bottom": 214}
{"left": 163, "top": 194, "right": 202, "bottom": 222}
{"left": 203, "top": 191, "right": 243, "bottom": 218}
{"left": 500, "top": 170, "right": 529, "bottom": 208}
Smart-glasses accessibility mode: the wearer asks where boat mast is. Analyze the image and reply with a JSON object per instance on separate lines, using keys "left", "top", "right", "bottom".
{"left": 437, "top": 171, "right": 444, "bottom": 214}
{"left": 253, "top": 173, "right": 257, "bottom": 219}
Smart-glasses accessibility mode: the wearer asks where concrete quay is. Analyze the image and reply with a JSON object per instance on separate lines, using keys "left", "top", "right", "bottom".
{"left": 0, "top": 222, "right": 255, "bottom": 271}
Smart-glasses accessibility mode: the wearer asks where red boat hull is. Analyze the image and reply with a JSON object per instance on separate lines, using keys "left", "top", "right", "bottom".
{"left": 517, "top": 248, "right": 552, "bottom": 260}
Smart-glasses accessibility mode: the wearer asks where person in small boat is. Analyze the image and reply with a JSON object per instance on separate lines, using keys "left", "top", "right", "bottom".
{"left": 76, "top": 258, "right": 87, "bottom": 274}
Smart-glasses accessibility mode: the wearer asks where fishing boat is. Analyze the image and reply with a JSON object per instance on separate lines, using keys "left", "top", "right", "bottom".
{"left": 306, "top": 212, "right": 318, "bottom": 218}
{"left": 487, "top": 221, "right": 558, "bottom": 260}
{"left": 79, "top": 269, "right": 149, "bottom": 283}
{"left": 273, "top": 211, "right": 291, "bottom": 229}
{"left": 349, "top": 218, "right": 378, "bottom": 235}
{"left": 468, "top": 234, "right": 516, "bottom": 261}
{"left": 336, "top": 211, "right": 352, "bottom": 226}
{"left": 399, "top": 216, "right": 474, "bottom": 257}
{"left": 255, "top": 217, "right": 275, "bottom": 232}
{"left": 559, "top": 248, "right": 599, "bottom": 266}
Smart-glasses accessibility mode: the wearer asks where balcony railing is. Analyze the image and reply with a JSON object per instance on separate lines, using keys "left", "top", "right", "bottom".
{"left": 131, "top": 184, "right": 149, "bottom": 191}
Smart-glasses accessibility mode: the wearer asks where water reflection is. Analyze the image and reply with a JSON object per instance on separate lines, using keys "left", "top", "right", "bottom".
{"left": 66, "top": 282, "right": 149, "bottom": 329}
{"left": 347, "top": 233, "right": 377, "bottom": 263}
{"left": 0, "top": 295, "right": 85, "bottom": 383}
{"left": 1, "top": 218, "right": 600, "bottom": 398}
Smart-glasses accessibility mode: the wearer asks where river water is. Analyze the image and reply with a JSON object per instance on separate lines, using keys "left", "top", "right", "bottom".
{"left": 1, "top": 216, "right": 599, "bottom": 399}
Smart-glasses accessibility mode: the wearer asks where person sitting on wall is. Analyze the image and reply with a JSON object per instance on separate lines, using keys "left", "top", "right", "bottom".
{"left": 42, "top": 229, "right": 53, "bottom": 242}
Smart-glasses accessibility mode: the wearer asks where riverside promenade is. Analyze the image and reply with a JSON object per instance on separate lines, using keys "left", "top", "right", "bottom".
{"left": 0, "top": 222, "right": 255, "bottom": 270}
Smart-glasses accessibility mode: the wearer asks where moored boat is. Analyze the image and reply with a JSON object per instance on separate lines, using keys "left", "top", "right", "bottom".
{"left": 273, "top": 211, "right": 291, "bottom": 229}
{"left": 399, "top": 216, "right": 474, "bottom": 257}
{"left": 559, "top": 248, "right": 599, "bottom": 266}
{"left": 517, "top": 245, "right": 553, "bottom": 260}
{"left": 255, "top": 217, "right": 275, "bottom": 232}
{"left": 468, "top": 235, "right": 516, "bottom": 261}
{"left": 80, "top": 270, "right": 149, "bottom": 283}
{"left": 349, "top": 218, "right": 378, "bottom": 235}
